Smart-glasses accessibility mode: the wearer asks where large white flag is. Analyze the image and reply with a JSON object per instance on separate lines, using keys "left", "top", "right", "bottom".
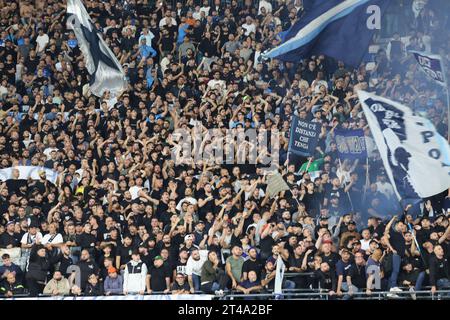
{"left": 358, "top": 91, "right": 450, "bottom": 201}
{"left": 0, "top": 166, "right": 59, "bottom": 184}
{"left": 66, "top": 0, "right": 127, "bottom": 97}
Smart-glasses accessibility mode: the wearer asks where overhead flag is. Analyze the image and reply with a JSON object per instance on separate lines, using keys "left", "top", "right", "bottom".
{"left": 66, "top": 0, "right": 127, "bottom": 97}
{"left": 358, "top": 90, "right": 450, "bottom": 201}
{"left": 334, "top": 129, "right": 368, "bottom": 160}
{"left": 410, "top": 51, "right": 447, "bottom": 87}
{"left": 262, "top": 0, "right": 390, "bottom": 66}
{"left": 302, "top": 0, "right": 328, "bottom": 12}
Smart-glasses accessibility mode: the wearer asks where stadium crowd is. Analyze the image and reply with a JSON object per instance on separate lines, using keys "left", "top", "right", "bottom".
{"left": 0, "top": 0, "right": 449, "bottom": 299}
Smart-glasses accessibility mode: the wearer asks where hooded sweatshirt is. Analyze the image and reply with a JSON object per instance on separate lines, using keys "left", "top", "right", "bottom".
{"left": 123, "top": 260, "right": 147, "bottom": 293}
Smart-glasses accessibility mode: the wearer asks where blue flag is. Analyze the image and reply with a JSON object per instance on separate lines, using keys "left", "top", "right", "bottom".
{"left": 288, "top": 116, "right": 321, "bottom": 157}
{"left": 302, "top": 0, "right": 328, "bottom": 12}
{"left": 263, "top": 0, "right": 390, "bottom": 66}
{"left": 334, "top": 129, "right": 367, "bottom": 160}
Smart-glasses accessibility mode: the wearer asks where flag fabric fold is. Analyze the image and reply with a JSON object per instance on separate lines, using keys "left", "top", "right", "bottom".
{"left": 66, "top": 0, "right": 127, "bottom": 97}
{"left": 410, "top": 51, "right": 447, "bottom": 87}
{"left": 358, "top": 90, "right": 450, "bottom": 202}
{"left": 263, "top": 0, "right": 389, "bottom": 66}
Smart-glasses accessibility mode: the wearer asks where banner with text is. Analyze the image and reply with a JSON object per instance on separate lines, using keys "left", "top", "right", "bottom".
{"left": 334, "top": 129, "right": 367, "bottom": 160}
{"left": 288, "top": 116, "right": 321, "bottom": 157}
{"left": 410, "top": 51, "right": 447, "bottom": 86}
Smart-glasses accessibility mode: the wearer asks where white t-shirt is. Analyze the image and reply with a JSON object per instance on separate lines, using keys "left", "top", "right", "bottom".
{"left": 21, "top": 232, "right": 43, "bottom": 245}
{"left": 360, "top": 239, "right": 371, "bottom": 251}
{"left": 200, "top": 6, "right": 210, "bottom": 16}
{"left": 185, "top": 250, "right": 208, "bottom": 276}
{"left": 41, "top": 233, "right": 64, "bottom": 245}
{"left": 139, "top": 32, "right": 155, "bottom": 45}
{"left": 43, "top": 147, "right": 58, "bottom": 160}
{"left": 36, "top": 34, "right": 49, "bottom": 52}
{"left": 129, "top": 186, "right": 143, "bottom": 200}
{"left": 242, "top": 23, "right": 256, "bottom": 36}
{"left": 193, "top": 11, "right": 202, "bottom": 20}
{"left": 159, "top": 17, "right": 177, "bottom": 28}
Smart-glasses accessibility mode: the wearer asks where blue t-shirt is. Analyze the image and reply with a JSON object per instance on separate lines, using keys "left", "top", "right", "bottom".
{"left": 335, "top": 259, "right": 352, "bottom": 279}
{"left": 239, "top": 279, "right": 261, "bottom": 289}
{"left": 177, "top": 24, "right": 189, "bottom": 44}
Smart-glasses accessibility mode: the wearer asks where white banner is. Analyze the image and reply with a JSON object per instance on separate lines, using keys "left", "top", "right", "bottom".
{"left": 274, "top": 255, "right": 286, "bottom": 295}
{"left": 0, "top": 166, "right": 59, "bottom": 184}
{"left": 358, "top": 90, "right": 450, "bottom": 200}
{"left": 0, "top": 294, "right": 214, "bottom": 301}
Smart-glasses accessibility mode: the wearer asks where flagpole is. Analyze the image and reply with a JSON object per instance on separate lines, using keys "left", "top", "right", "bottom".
{"left": 446, "top": 87, "right": 450, "bottom": 143}
{"left": 362, "top": 157, "right": 370, "bottom": 203}
{"left": 338, "top": 158, "right": 355, "bottom": 213}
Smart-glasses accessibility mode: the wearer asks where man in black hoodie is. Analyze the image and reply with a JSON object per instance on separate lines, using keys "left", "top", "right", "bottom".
{"left": 25, "top": 244, "right": 50, "bottom": 296}
{"left": 76, "top": 249, "right": 99, "bottom": 291}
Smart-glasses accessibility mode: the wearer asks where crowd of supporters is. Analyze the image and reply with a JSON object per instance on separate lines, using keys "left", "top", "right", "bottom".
{"left": 0, "top": 0, "right": 449, "bottom": 299}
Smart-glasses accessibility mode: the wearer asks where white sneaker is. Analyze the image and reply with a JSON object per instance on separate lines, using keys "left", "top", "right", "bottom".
{"left": 214, "top": 290, "right": 224, "bottom": 296}
{"left": 409, "top": 287, "right": 417, "bottom": 300}
{"left": 387, "top": 287, "right": 401, "bottom": 298}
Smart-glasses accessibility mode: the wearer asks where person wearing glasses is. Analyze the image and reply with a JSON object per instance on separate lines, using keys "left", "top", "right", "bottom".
{"left": 171, "top": 273, "right": 190, "bottom": 294}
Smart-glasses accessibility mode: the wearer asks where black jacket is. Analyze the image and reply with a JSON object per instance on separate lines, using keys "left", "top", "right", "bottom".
{"left": 84, "top": 282, "right": 104, "bottom": 296}
{"left": 313, "top": 269, "right": 337, "bottom": 292}
{"left": 26, "top": 256, "right": 50, "bottom": 282}
{"left": 0, "top": 282, "right": 25, "bottom": 296}
{"left": 429, "top": 255, "right": 449, "bottom": 287}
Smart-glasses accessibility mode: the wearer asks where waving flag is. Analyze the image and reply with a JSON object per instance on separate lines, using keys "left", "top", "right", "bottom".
{"left": 303, "top": 0, "right": 328, "bottom": 12}
{"left": 263, "top": 0, "right": 389, "bottom": 66}
{"left": 358, "top": 90, "right": 450, "bottom": 202}
{"left": 410, "top": 51, "right": 447, "bottom": 87}
{"left": 66, "top": 0, "right": 127, "bottom": 97}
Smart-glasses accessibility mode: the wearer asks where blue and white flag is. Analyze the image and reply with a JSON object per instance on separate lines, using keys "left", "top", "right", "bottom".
{"left": 334, "top": 129, "right": 367, "bottom": 160}
{"left": 263, "top": 0, "right": 390, "bottom": 66}
{"left": 66, "top": 0, "right": 127, "bottom": 97}
{"left": 303, "top": 0, "right": 328, "bottom": 12}
{"left": 358, "top": 90, "right": 450, "bottom": 201}
{"left": 410, "top": 51, "right": 447, "bottom": 87}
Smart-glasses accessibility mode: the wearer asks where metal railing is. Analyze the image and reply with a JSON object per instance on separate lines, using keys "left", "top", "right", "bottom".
{"left": 220, "top": 289, "right": 450, "bottom": 300}
{"left": 2, "top": 289, "right": 450, "bottom": 300}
